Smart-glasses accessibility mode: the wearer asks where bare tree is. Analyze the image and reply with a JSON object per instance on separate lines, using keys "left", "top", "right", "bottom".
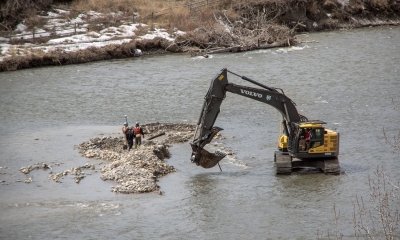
{"left": 319, "top": 166, "right": 399, "bottom": 240}
{"left": 319, "top": 100, "right": 400, "bottom": 239}
{"left": 352, "top": 166, "right": 400, "bottom": 239}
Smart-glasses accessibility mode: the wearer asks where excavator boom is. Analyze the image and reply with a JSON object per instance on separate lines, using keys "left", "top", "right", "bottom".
{"left": 190, "top": 69, "right": 228, "bottom": 168}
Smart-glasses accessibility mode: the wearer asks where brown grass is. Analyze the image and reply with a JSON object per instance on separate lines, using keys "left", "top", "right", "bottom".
{"left": 134, "top": 24, "right": 150, "bottom": 36}
{"left": 71, "top": 0, "right": 182, "bottom": 17}
{"left": 159, "top": 6, "right": 194, "bottom": 31}
{"left": 10, "top": 36, "right": 51, "bottom": 45}
{"left": 69, "top": 0, "right": 192, "bottom": 31}
{"left": 24, "top": 10, "right": 47, "bottom": 29}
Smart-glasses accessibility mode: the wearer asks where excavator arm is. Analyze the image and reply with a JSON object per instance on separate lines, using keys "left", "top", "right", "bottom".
{"left": 190, "top": 68, "right": 306, "bottom": 168}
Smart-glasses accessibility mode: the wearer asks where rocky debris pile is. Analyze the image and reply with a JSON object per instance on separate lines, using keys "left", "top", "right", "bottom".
{"left": 16, "top": 123, "right": 236, "bottom": 191}
{"left": 81, "top": 136, "right": 127, "bottom": 156}
{"left": 48, "top": 164, "right": 95, "bottom": 184}
{"left": 24, "top": 177, "right": 33, "bottom": 183}
{"left": 19, "top": 162, "right": 95, "bottom": 184}
{"left": 77, "top": 123, "right": 196, "bottom": 194}
{"left": 145, "top": 123, "right": 196, "bottom": 144}
{"left": 20, "top": 162, "right": 51, "bottom": 183}
{"left": 20, "top": 162, "right": 52, "bottom": 174}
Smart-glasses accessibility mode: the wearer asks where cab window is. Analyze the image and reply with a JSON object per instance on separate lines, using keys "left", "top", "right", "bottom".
{"left": 310, "top": 128, "right": 324, "bottom": 148}
{"left": 311, "top": 128, "right": 323, "bottom": 140}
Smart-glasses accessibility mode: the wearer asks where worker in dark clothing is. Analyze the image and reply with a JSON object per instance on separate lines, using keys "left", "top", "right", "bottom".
{"left": 125, "top": 126, "right": 135, "bottom": 150}
{"left": 133, "top": 122, "right": 145, "bottom": 148}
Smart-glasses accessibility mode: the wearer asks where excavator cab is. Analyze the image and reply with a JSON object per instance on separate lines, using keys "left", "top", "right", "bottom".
{"left": 297, "top": 124, "right": 324, "bottom": 152}
{"left": 275, "top": 120, "right": 340, "bottom": 174}
{"left": 287, "top": 121, "right": 339, "bottom": 159}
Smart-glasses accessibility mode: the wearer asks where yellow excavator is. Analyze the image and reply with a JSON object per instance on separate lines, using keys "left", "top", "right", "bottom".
{"left": 190, "top": 68, "right": 340, "bottom": 174}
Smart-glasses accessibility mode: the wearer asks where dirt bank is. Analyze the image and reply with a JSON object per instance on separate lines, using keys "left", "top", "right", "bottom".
{"left": 0, "top": 39, "right": 170, "bottom": 71}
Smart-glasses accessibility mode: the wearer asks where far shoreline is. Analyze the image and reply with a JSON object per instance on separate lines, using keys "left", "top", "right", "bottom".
{"left": 1, "top": 20, "right": 399, "bottom": 72}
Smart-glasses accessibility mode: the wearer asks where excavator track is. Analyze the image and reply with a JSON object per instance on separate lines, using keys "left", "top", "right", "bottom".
{"left": 274, "top": 151, "right": 292, "bottom": 174}
{"left": 275, "top": 151, "right": 340, "bottom": 175}
{"left": 322, "top": 158, "right": 341, "bottom": 175}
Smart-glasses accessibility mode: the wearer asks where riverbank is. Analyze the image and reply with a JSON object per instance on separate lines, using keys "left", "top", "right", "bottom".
{"left": 1, "top": 1, "right": 399, "bottom": 72}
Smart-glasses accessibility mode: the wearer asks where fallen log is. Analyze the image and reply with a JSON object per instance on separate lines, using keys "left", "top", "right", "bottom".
{"left": 258, "top": 42, "right": 284, "bottom": 49}
{"left": 147, "top": 132, "right": 165, "bottom": 140}
{"left": 191, "top": 41, "right": 288, "bottom": 57}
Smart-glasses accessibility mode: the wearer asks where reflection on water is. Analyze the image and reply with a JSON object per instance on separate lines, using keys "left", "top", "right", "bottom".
{"left": 0, "top": 26, "right": 400, "bottom": 239}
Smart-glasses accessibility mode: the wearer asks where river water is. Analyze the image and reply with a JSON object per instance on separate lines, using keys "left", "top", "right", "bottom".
{"left": 1, "top": 26, "right": 399, "bottom": 239}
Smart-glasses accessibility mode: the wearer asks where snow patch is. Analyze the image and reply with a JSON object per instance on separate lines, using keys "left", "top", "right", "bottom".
{"left": 0, "top": 9, "right": 182, "bottom": 60}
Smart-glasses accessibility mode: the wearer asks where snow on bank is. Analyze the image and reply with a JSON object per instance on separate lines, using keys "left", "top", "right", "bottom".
{"left": 0, "top": 9, "right": 183, "bottom": 61}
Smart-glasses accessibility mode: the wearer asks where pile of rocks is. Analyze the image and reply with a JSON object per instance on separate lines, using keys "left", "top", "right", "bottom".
{"left": 19, "top": 162, "right": 95, "bottom": 184}
{"left": 17, "top": 123, "right": 234, "bottom": 192}
{"left": 20, "top": 162, "right": 52, "bottom": 174}
{"left": 19, "top": 162, "right": 51, "bottom": 183}
{"left": 77, "top": 123, "right": 196, "bottom": 194}
{"left": 48, "top": 164, "right": 95, "bottom": 184}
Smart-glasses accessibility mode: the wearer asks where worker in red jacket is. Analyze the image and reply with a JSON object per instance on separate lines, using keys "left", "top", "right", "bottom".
{"left": 133, "top": 122, "right": 145, "bottom": 148}
{"left": 304, "top": 128, "right": 312, "bottom": 150}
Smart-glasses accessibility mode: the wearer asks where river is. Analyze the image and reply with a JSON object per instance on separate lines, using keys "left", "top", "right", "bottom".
{"left": 0, "top": 26, "right": 399, "bottom": 239}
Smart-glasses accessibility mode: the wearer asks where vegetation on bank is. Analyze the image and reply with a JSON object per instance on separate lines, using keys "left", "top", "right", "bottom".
{"left": 0, "top": 0, "right": 399, "bottom": 71}
{"left": 2, "top": 0, "right": 400, "bottom": 32}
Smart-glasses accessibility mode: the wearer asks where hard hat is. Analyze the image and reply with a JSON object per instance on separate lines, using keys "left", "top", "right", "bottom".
{"left": 124, "top": 122, "right": 128, "bottom": 126}
{"left": 135, "top": 122, "right": 139, "bottom": 126}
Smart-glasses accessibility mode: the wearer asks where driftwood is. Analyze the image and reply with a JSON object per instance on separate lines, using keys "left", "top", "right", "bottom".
{"left": 177, "top": 8, "right": 296, "bottom": 58}
{"left": 189, "top": 41, "right": 286, "bottom": 57}
{"left": 147, "top": 132, "right": 165, "bottom": 140}
{"left": 208, "top": 41, "right": 283, "bottom": 53}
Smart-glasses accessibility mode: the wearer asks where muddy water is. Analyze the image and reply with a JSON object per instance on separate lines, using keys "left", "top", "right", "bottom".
{"left": 1, "top": 26, "right": 399, "bottom": 239}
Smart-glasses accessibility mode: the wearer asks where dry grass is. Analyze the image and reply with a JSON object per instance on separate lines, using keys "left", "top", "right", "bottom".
{"left": 159, "top": 6, "right": 194, "bottom": 31}
{"left": 2, "top": 0, "right": 397, "bottom": 32}
{"left": 10, "top": 36, "right": 51, "bottom": 45}
{"left": 69, "top": 0, "right": 191, "bottom": 31}
{"left": 134, "top": 24, "right": 150, "bottom": 36}
{"left": 68, "top": 0, "right": 243, "bottom": 32}
{"left": 71, "top": 0, "right": 183, "bottom": 17}
{"left": 24, "top": 10, "right": 47, "bottom": 29}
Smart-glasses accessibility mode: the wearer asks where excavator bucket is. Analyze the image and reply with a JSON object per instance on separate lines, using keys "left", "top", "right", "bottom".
{"left": 190, "top": 144, "right": 226, "bottom": 168}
